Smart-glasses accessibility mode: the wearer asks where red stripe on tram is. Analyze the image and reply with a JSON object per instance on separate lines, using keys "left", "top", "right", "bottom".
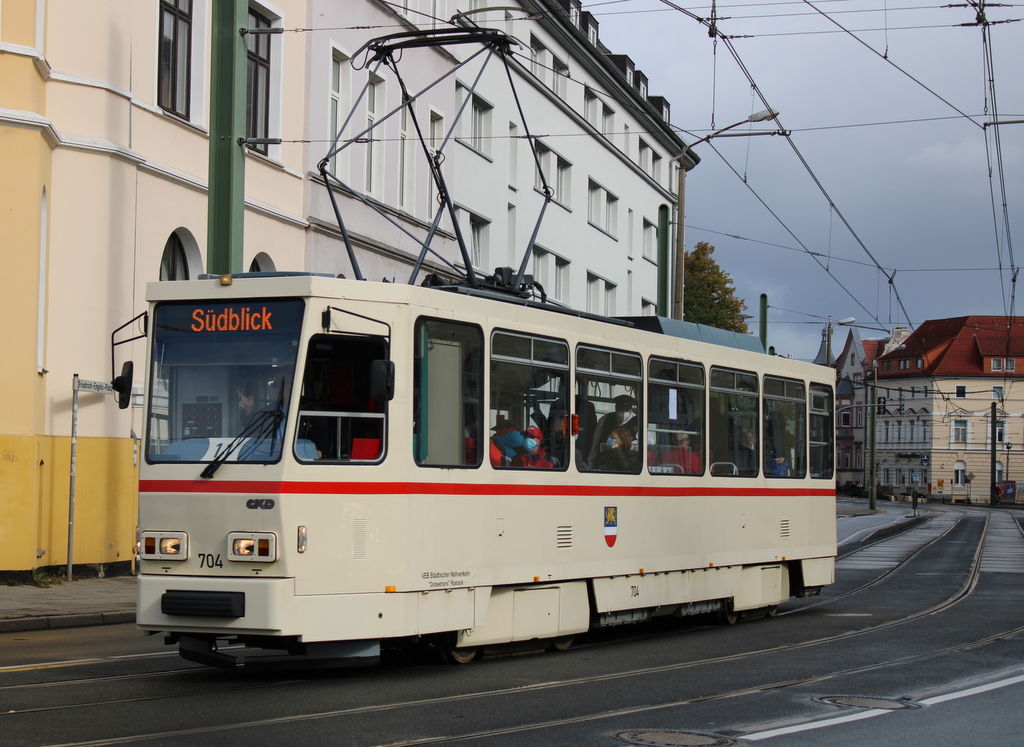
{"left": 139, "top": 479, "right": 834, "bottom": 499}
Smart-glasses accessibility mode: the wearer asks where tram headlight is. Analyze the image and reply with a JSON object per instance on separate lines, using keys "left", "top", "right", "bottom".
{"left": 139, "top": 531, "right": 188, "bottom": 561}
{"left": 227, "top": 532, "right": 278, "bottom": 563}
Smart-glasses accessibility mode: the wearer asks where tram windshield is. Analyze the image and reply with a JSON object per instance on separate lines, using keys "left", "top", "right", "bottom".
{"left": 146, "top": 299, "right": 304, "bottom": 465}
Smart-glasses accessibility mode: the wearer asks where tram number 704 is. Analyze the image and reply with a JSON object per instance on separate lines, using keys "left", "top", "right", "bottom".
{"left": 199, "top": 553, "right": 224, "bottom": 568}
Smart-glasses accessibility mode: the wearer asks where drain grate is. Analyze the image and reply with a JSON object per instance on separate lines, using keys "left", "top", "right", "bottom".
{"left": 817, "top": 695, "right": 920, "bottom": 710}
{"left": 616, "top": 730, "right": 739, "bottom": 746}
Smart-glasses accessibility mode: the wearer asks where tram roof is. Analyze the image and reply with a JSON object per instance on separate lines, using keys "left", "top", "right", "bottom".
{"left": 154, "top": 274, "right": 767, "bottom": 356}
{"left": 619, "top": 316, "right": 766, "bottom": 354}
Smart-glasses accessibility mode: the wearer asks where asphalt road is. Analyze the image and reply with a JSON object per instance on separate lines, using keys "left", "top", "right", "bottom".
{"left": 2, "top": 503, "right": 1023, "bottom": 747}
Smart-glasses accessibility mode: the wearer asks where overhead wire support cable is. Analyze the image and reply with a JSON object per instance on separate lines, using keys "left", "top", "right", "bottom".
{"left": 657, "top": 0, "right": 917, "bottom": 331}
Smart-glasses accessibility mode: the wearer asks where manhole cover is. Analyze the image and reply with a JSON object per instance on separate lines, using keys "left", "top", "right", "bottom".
{"left": 616, "top": 730, "right": 739, "bottom": 746}
{"left": 817, "top": 696, "right": 920, "bottom": 710}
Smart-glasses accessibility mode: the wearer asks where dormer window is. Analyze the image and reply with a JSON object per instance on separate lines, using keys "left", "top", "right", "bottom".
{"left": 992, "top": 357, "right": 1003, "bottom": 371}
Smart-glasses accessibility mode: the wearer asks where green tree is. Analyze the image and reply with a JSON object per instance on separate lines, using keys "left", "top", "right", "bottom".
{"left": 683, "top": 242, "right": 748, "bottom": 333}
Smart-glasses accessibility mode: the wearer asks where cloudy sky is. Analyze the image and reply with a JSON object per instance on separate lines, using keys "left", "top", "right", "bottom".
{"left": 592, "top": 0, "right": 1024, "bottom": 359}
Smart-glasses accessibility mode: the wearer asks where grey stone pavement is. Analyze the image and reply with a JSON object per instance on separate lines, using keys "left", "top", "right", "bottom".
{"left": 0, "top": 497, "right": 1017, "bottom": 635}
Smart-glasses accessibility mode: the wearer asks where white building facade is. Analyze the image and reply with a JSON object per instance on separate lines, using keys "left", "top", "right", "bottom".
{"left": 0, "top": 0, "right": 688, "bottom": 574}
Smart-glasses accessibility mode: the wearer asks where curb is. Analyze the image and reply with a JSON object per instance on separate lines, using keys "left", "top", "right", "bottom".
{"left": 0, "top": 610, "right": 135, "bottom": 634}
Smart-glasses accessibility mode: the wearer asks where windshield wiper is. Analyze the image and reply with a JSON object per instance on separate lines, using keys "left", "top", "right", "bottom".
{"left": 200, "top": 381, "right": 286, "bottom": 479}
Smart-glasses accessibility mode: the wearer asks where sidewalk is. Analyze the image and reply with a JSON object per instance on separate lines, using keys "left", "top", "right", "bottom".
{"left": 0, "top": 576, "right": 136, "bottom": 633}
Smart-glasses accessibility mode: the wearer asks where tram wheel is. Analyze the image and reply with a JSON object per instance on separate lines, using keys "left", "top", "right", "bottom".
{"left": 716, "top": 605, "right": 738, "bottom": 625}
{"left": 549, "top": 635, "right": 575, "bottom": 652}
{"left": 439, "top": 634, "right": 478, "bottom": 664}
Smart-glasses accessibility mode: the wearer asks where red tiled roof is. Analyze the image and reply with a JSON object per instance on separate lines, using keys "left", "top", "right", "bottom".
{"left": 877, "top": 316, "right": 1024, "bottom": 378}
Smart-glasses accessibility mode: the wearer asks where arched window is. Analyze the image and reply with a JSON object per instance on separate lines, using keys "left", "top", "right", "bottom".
{"left": 953, "top": 460, "right": 967, "bottom": 487}
{"left": 160, "top": 233, "right": 189, "bottom": 280}
{"left": 249, "top": 252, "right": 276, "bottom": 273}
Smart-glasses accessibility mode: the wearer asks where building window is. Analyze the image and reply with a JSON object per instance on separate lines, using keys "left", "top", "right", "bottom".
{"left": 398, "top": 98, "right": 415, "bottom": 211}
{"left": 552, "top": 254, "right": 569, "bottom": 302}
{"left": 587, "top": 273, "right": 616, "bottom": 316}
{"left": 994, "top": 385, "right": 1004, "bottom": 400}
{"left": 953, "top": 461, "right": 967, "bottom": 487}
{"left": 840, "top": 411, "right": 851, "bottom": 427}
{"left": 992, "top": 358, "right": 1003, "bottom": 371}
{"left": 160, "top": 233, "right": 189, "bottom": 281}
{"left": 996, "top": 420, "right": 1006, "bottom": 444}
{"left": 535, "top": 143, "right": 571, "bottom": 206}
{"left": 955, "top": 385, "right": 967, "bottom": 398}
{"left": 552, "top": 54, "right": 569, "bottom": 99}
{"left": 530, "top": 35, "right": 548, "bottom": 85}
{"left": 245, "top": 8, "right": 272, "bottom": 155}
{"left": 1007, "top": 358, "right": 1016, "bottom": 372}
{"left": 602, "top": 104, "right": 615, "bottom": 141}
{"left": 467, "top": 212, "right": 489, "bottom": 269}
{"left": 508, "top": 122, "right": 518, "bottom": 188}
{"left": 329, "top": 52, "right": 350, "bottom": 178}
{"left": 882, "top": 420, "right": 889, "bottom": 442}
{"left": 642, "top": 218, "right": 657, "bottom": 261}
{"left": 456, "top": 84, "right": 492, "bottom": 157}
{"left": 638, "top": 139, "right": 651, "bottom": 174}
{"left": 427, "top": 111, "right": 444, "bottom": 218}
{"left": 953, "top": 419, "right": 967, "bottom": 443}
{"left": 584, "top": 87, "right": 600, "bottom": 129}
{"left": 588, "top": 180, "right": 618, "bottom": 236}
{"left": 364, "top": 73, "right": 385, "bottom": 194}
{"left": 158, "top": 0, "right": 192, "bottom": 119}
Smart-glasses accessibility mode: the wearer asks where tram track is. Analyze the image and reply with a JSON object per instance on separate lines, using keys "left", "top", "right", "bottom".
{"left": 779, "top": 507, "right": 970, "bottom": 615}
{"left": 27, "top": 618, "right": 1024, "bottom": 747}
{"left": 6, "top": 507, "right": 1022, "bottom": 747}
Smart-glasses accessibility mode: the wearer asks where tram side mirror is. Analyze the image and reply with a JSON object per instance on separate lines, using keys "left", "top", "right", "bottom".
{"left": 370, "top": 359, "right": 395, "bottom": 402}
{"left": 111, "top": 361, "right": 134, "bottom": 410}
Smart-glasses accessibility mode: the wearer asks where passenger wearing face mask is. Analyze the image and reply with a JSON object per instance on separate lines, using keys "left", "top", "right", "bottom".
{"left": 589, "top": 395, "right": 638, "bottom": 465}
{"left": 512, "top": 426, "right": 554, "bottom": 469}
{"left": 593, "top": 427, "right": 639, "bottom": 472}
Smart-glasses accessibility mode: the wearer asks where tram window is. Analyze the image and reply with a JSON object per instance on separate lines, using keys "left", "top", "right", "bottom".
{"left": 647, "top": 358, "right": 704, "bottom": 476}
{"left": 146, "top": 299, "right": 304, "bottom": 465}
{"left": 294, "top": 334, "right": 388, "bottom": 463}
{"left": 413, "top": 318, "right": 484, "bottom": 467}
{"left": 809, "top": 383, "right": 835, "bottom": 479}
{"left": 489, "top": 331, "right": 569, "bottom": 470}
{"left": 763, "top": 376, "right": 806, "bottom": 479}
{"left": 576, "top": 345, "right": 642, "bottom": 473}
{"left": 708, "top": 367, "right": 758, "bottom": 477}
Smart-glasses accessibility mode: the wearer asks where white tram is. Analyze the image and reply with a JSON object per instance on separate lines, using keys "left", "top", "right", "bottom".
{"left": 133, "top": 272, "right": 836, "bottom": 669}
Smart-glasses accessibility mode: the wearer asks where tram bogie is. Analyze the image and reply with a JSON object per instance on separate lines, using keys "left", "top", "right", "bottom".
{"left": 131, "top": 273, "right": 837, "bottom": 670}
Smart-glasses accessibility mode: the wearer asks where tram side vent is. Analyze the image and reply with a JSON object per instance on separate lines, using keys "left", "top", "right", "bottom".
{"left": 353, "top": 518, "right": 367, "bottom": 559}
{"left": 556, "top": 526, "right": 573, "bottom": 548}
{"left": 780, "top": 519, "right": 791, "bottom": 538}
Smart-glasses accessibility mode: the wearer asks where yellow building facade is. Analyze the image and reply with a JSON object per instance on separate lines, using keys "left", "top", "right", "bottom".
{"left": 0, "top": 1, "right": 308, "bottom": 576}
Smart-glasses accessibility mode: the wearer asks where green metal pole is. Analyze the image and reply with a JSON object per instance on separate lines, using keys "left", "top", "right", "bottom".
{"left": 868, "top": 368, "right": 877, "bottom": 510}
{"left": 991, "top": 401, "right": 998, "bottom": 506}
{"left": 759, "top": 294, "right": 768, "bottom": 352}
{"left": 657, "top": 204, "right": 670, "bottom": 317}
{"left": 207, "top": 0, "right": 248, "bottom": 275}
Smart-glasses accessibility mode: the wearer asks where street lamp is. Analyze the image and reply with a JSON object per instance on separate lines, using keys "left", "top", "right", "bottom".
{"left": 672, "top": 109, "right": 787, "bottom": 320}
{"left": 1005, "top": 441, "right": 1012, "bottom": 495}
